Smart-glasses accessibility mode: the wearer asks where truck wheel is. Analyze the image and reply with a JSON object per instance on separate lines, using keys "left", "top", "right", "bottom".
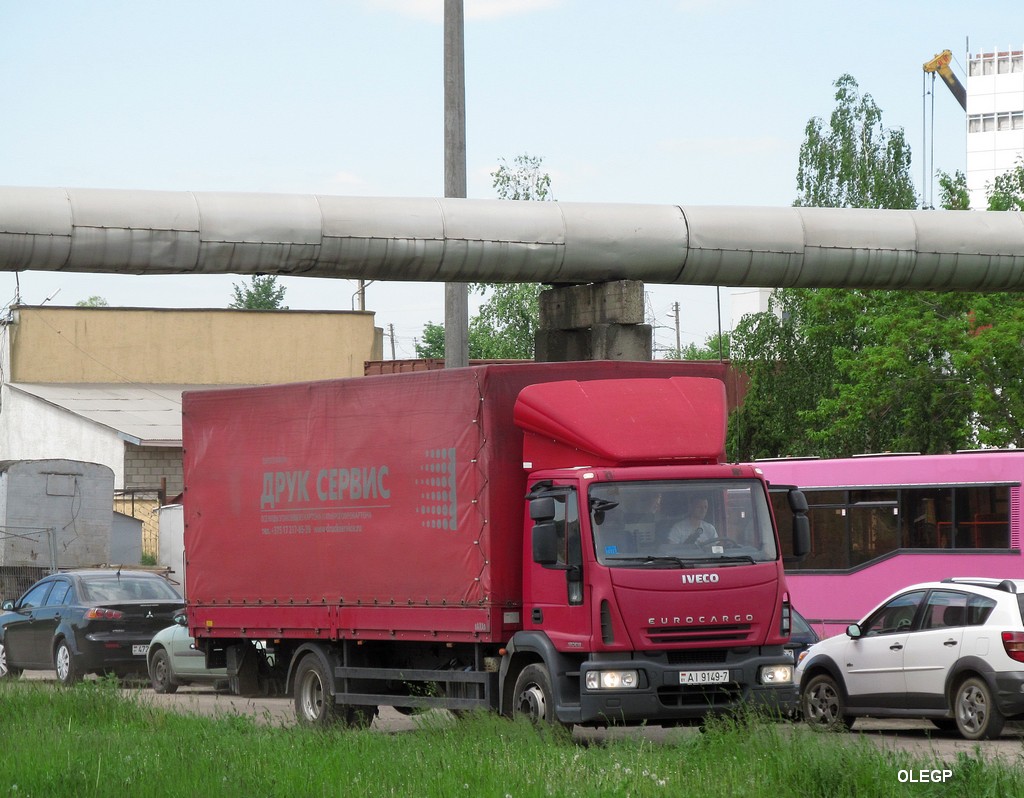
{"left": 512, "top": 664, "right": 563, "bottom": 726}
{"left": 149, "top": 648, "right": 179, "bottom": 694}
{"left": 54, "top": 639, "right": 82, "bottom": 686}
{"left": 800, "top": 674, "right": 851, "bottom": 730}
{"left": 294, "top": 654, "right": 339, "bottom": 726}
{"left": 955, "top": 676, "right": 1005, "bottom": 740}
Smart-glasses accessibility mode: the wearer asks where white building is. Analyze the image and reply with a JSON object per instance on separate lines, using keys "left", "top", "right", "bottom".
{"left": 966, "top": 47, "right": 1024, "bottom": 209}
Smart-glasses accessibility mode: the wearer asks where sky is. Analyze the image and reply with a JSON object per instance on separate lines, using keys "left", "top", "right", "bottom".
{"left": 0, "top": 1, "right": 1017, "bottom": 359}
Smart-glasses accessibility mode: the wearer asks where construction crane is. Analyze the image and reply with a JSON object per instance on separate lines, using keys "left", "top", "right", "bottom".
{"left": 921, "top": 49, "right": 968, "bottom": 208}
{"left": 923, "top": 49, "right": 967, "bottom": 111}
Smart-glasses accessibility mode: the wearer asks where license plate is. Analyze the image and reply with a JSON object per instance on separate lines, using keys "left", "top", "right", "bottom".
{"left": 132, "top": 645, "right": 149, "bottom": 656}
{"left": 679, "top": 669, "right": 729, "bottom": 685}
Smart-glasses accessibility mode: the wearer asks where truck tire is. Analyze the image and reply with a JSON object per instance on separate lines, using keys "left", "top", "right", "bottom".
{"left": 54, "top": 639, "right": 82, "bottom": 686}
{"left": 294, "top": 653, "right": 340, "bottom": 726}
{"left": 512, "top": 664, "right": 563, "bottom": 726}
{"left": 954, "top": 676, "right": 1005, "bottom": 740}
{"left": 293, "top": 652, "right": 378, "bottom": 728}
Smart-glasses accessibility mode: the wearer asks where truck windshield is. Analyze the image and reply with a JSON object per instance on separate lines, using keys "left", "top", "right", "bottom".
{"left": 589, "top": 480, "right": 778, "bottom": 567}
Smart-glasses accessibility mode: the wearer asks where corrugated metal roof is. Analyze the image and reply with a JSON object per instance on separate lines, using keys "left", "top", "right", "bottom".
{"left": 7, "top": 384, "right": 229, "bottom": 447}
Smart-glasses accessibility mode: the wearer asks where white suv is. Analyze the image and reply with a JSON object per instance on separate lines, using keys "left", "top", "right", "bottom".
{"left": 796, "top": 578, "right": 1024, "bottom": 740}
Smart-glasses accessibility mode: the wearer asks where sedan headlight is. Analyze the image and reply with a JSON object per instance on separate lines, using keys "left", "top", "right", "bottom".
{"left": 586, "top": 670, "right": 639, "bottom": 690}
{"left": 758, "top": 664, "right": 793, "bottom": 685}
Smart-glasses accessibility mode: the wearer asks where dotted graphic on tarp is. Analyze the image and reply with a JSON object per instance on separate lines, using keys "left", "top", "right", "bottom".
{"left": 417, "top": 448, "right": 457, "bottom": 530}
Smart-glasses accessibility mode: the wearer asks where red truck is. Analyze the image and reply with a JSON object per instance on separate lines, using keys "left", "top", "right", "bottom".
{"left": 183, "top": 362, "right": 809, "bottom": 727}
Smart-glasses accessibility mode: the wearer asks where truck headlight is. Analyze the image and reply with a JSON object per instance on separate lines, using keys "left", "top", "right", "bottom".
{"left": 585, "top": 670, "right": 639, "bottom": 690}
{"left": 758, "top": 664, "right": 793, "bottom": 685}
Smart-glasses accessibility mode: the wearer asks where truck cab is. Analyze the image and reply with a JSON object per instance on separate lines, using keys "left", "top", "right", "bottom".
{"left": 511, "top": 467, "right": 799, "bottom": 725}
{"left": 502, "top": 376, "right": 806, "bottom": 726}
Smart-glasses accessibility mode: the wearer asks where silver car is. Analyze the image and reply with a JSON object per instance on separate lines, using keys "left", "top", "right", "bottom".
{"left": 147, "top": 613, "right": 226, "bottom": 693}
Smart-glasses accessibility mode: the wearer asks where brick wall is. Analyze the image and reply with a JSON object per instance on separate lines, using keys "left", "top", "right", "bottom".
{"left": 124, "top": 446, "right": 183, "bottom": 496}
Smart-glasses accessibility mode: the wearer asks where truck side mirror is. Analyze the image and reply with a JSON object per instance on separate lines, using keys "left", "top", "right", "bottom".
{"left": 529, "top": 496, "right": 556, "bottom": 522}
{"left": 788, "top": 489, "right": 810, "bottom": 559}
{"left": 787, "top": 489, "right": 808, "bottom": 513}
{"left": 531, "top": 521, "right": 559, "bottom": 566}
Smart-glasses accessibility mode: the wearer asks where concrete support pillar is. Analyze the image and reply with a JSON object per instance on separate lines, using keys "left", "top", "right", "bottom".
{"left": 535, "top": 280, "right": 652, "bottom": 362}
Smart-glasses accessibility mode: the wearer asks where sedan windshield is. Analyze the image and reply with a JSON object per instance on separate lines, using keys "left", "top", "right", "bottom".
{"left": 590, "top": 479, "right": 778, "bottom": 567}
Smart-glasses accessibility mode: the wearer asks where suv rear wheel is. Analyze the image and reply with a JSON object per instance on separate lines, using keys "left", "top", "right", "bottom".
{"left": 954, "top": 676, "right": 1005, "bottom": 740}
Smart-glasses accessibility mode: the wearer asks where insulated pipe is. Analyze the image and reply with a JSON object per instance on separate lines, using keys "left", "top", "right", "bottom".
{"left": 1, "top": 186, "right": 1024, "bottom": 291}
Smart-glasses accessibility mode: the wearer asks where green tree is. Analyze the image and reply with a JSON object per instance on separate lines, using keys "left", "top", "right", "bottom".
{"left": 729, "top": 74, "right": 1009, "bottom": 461}
{"left": 936, "top": 169, "right": 971, "bottom": 210}
{"left": 664, "top": 332, "right": 729, "bottom": 361}
{"left": 230, "top": 275, "right": 288, "bottom": 309}
{"left": 732, "top": 110, "right": 1024, "bottom": 460}
{"left": 414, "top": 321, "right": 447, "bottom": 359}
{"left": 468, "top": 283, "right": 540, "bottom": 359}
{"left": 794, "top": 74, "right": 916, "bottom": 209}
{"left": 76, "top": 295, "right": 109, "bottom": 307}
{"left": 987, "top": 156, "right": 1024, "bottom": 211}
{"left": 491, "top": 154, "right": 552, "bottom": 201}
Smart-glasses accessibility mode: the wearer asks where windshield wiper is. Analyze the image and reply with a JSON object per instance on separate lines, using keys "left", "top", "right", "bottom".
{"left": 605, "top": 555, "right": 702, "bottom": 568}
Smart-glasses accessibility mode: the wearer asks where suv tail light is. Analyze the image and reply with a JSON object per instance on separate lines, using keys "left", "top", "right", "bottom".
{"left": 1001, "top": 632, "right": 1024, "bottom": 663}
{"left": 85, "top": 607, "right": 124, "bottom": 620}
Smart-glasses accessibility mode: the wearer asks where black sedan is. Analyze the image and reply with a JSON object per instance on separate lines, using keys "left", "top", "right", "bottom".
{"left": 785, "top": 607, "right": 821, "bottom": 665}
{"left": 0, "top": 569, "right": 184, "bottom": 685}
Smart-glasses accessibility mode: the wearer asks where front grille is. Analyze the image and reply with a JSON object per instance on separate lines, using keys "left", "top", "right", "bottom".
{"left": 658, "top": 683, "right": 743, "bottom": 708}
{"left": 647, "top": 623, "right": 753, "bottom": 645}
{"left": 666, "top": 649, "right": 729, "bottom": 665}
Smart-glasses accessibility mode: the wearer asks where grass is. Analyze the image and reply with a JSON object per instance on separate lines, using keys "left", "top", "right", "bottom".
{"left": 1, "top": 679, "right": 1022, "bottom": 797}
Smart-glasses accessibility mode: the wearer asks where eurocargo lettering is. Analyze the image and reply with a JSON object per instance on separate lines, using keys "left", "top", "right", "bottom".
{"left": 183, "top": 362, "right": 809, "bottom": 728}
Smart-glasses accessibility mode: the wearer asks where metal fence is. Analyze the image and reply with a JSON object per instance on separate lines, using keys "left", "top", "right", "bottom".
{"left": 0, "top": 526, "right": 56, "bottom": 602}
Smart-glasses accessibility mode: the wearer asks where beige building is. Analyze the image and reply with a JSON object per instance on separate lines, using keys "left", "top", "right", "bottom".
{"left": 0, "top": 304, "right": 382, "bottom": 557}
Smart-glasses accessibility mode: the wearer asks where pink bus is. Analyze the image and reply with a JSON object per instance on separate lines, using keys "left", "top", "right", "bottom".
{"left": 754, "top": 451, "right": 1023, "bottom": 637}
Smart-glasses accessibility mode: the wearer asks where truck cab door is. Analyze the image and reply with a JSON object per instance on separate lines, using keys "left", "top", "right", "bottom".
{"left": 525, "top": 487, "right": 592, "bottom": 648}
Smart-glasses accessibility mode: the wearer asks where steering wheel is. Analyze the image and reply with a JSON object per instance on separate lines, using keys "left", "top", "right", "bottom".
{"left": 700, "top": 536, "right": 742, "bottom": 550}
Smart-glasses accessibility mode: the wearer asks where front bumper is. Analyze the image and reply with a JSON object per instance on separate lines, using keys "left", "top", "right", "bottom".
{"left": 574, "top": 649, "right": 797, "bottom": 726}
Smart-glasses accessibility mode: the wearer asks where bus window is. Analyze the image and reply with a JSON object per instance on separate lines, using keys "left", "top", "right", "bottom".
{"left": 849, "top": 490, "right": 898, "bottom": 567}
{"left": 954, "top": 486, "right": 1010, "bottom": 549}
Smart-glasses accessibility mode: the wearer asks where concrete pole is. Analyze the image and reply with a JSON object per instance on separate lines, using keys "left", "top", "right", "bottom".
{"left": 443, "top": 0, "right": 469, "bottom": 368}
